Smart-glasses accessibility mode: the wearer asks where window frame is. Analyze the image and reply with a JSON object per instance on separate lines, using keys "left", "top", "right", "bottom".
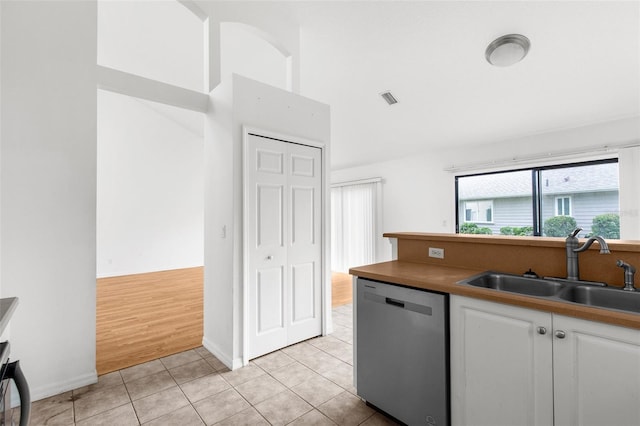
{"left": 454, "top": 158, "right": 618, "bottom": 236}
{"left": 555, "top": 196, "right": 572, "bottom": 216}
{"left": 463, "top": 200, "right": 494, "bottom": 224}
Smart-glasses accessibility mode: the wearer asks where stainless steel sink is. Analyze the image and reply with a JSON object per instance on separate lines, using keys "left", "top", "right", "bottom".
{"left": 557, "top": 285, "right": 640, "bottom": 314}
{"left": 458, "top": 271, "right": 640, "bottom": 315}
{"left": 458, "top": 272, "right": 566, "bottom": 297}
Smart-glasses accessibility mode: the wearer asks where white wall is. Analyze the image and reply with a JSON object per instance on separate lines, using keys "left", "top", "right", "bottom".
{"left": 98, "top": 0, "right": 203, "bottom": 92}
{"left": 332, "top": 116, "right": 640, "bottom": 262}
{"left": 438, "top": 116, "right": 640, "bottom": 173}
{"left": 198, "top": 1, "right": 301, "bottom": 92}
{"left": 1, "top": 0, "right": 97, "bottom": 400}
{"left": 619, "top": 146, "right": 640, "bottom": 239}
{"left": 221, "top": 22, "right": 289, "bottom": 92}
{"left": 331, "top": 152, "right": 453, "bottom": 262}
{"left": 204, "top": 74, "right": 330, "bottom": 368}
{"left": 97, "top": 90, "right": 204, "bottom": 278}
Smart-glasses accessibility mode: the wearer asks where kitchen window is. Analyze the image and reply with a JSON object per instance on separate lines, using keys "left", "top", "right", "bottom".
{"left": 455, "top": 159, "right": 619, "bottom": 238}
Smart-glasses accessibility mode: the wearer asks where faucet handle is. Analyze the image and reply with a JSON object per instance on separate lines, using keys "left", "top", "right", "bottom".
{"left": 569, "top": 228, "right": 582, "bottom": 238}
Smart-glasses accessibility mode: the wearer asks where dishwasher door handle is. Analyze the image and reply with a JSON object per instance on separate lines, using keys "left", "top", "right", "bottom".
{"left": 385, "top": 297, "right": 405, "bottom": 308}
{"left": 363, "top": 289, "right": 433, "bottom": 316}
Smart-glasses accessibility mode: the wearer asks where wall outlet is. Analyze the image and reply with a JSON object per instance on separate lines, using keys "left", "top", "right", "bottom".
{"left": 429, "top": 247, "right": 445, "bottom": 259}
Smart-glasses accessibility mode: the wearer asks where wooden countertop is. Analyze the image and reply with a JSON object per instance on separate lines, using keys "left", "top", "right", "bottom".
{"left": 349, "top": 261, "right": 640, "bottom": 330}
{"left": 383, "top": 232, "right": 640, "bottom": 251}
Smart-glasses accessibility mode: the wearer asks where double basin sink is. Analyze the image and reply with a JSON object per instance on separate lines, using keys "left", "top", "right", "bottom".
{"left": 458, "top": 272, "right": 640, "bottom": 314}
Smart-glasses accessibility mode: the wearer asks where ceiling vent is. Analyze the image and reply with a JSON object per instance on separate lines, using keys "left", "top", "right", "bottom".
{"left": 380, "top": 91, "right": 398, "bottom": 105}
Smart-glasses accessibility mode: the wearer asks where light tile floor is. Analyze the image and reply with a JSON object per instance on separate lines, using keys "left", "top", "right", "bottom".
{"left": 23, "top": 304, "right": 400, "bottom": 425}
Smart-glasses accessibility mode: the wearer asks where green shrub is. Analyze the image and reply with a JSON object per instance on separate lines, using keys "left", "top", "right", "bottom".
{"left": 543, "top": 216, "right": 577, "bottom": 237}
{"left": 500, "top": 226, "right": 514, "bottom": 235}
{"left": 500, "top": 226, "right": 534, "bottom": 236}
{"left": 460, "top": 223, "right": 492, "bottom": 235}
{"left": 591, "top": 213, "right": 620, "bottom": 239}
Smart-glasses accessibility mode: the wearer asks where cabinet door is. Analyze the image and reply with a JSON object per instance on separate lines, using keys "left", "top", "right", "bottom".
{"left": 553, "top": 315, "right": 640, "bottom": 426}
{"left": 450, "top": 296, "right": 554, "bottom": 426}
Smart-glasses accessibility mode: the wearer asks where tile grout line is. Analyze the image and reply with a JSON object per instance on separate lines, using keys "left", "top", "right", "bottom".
{"left": 119, "top": 369, "right": 143, "bottom": 425}
{"left": 66, "top": 307, "right": 358, "bottom": 425}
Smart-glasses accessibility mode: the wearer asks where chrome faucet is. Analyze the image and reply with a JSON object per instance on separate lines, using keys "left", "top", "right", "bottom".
{"left": 616, "top": 260, "right": 637, "bottom": 291}
{"left": 565, "top": 227, "right": 611, "bottom": 281}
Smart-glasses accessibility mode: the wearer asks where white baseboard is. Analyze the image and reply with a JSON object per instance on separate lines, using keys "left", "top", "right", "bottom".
{"left": 201, "top": 337, "right": 243, "bottom": 370}
{"left": 12, "top": 370, "right": 97, "bottom": 407}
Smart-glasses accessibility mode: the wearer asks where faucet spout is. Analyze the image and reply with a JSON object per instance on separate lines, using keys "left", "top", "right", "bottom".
{"left": 565, "top": 228, "right": 610, "bottom": 281}
{"left": 574, "top": 235, "right": 611, "bottom": 254}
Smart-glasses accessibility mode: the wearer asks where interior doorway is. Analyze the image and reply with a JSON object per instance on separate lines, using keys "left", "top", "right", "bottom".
{"left": 330, "top": 178, "right": 382, "bottom": 306}
{"left": 96, "top": 90, "right": 205, "bottom": 374}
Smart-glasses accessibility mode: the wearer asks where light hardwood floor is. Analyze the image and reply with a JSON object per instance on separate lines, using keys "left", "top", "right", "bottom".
{"left": 96, "top": 267, "right": 204, "bottom": 375}
{"left": 96, "top": 268, "right": 353, "bottom": 374}
{"left": 331, "top": 271, "right": 353, "bottom": 307}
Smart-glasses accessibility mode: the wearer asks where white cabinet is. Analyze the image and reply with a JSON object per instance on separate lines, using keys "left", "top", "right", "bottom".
{"left": 450, "top": 295, "right": 554, "bottom": 426}
{"left": 451, "top": 295, "right": 640, "bottom": 426}
{"left": 553, "top": 315, "right": 640, "bottom": 426}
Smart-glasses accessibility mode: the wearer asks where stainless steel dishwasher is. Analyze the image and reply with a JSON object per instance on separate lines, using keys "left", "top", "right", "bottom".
{"left": 356, "top": 277, "right": 449, "bottom": 426}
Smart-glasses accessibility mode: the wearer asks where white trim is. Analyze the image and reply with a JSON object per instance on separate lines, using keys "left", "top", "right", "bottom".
{"left": 242, "top": 126, "right": 328, "bottom": 366}
{"left": 244, "top": 126, "right": 326, "bottom": 150}
{"left": 17, "top": 371, "right": 97, "bottom": 406}
{"left": 331, "top": 177, "right": 382, "bottom": 188}
{"left": 97, "top": 65, "right": 209, "bottom": 113}
{"left": 202, "top": 336, "right": 242, "bottom": 370}
{"left": 242, "top": 130, "right": 250, "bottom": 367}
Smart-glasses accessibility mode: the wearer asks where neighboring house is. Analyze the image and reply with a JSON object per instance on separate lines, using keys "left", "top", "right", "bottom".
{"left": 458, "top": 163, "right": 620, "bottom": 236}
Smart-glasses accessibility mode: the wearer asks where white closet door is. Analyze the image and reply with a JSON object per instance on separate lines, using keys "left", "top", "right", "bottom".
{"left": 286, "top": 142, "right": 322, "bottom": 345}
{"left": 246, "top": 134, "right": 322, "bottom": 359}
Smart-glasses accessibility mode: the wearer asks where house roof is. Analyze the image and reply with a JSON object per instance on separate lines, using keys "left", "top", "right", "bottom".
{"left": 458, "top": 162, "right": 619, "bottom": 200}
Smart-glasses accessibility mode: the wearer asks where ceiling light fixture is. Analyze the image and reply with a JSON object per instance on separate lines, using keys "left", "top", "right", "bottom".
{"left": 380, "top": 91, "right": 398, "bottom": 105}
{"left": 485, "top": 34, "right": 530, "bottom": 67}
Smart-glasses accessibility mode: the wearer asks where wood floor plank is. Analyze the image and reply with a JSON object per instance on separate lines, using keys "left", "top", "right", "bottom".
{"left": 331, "top": 271, "right": 353, "bottom": 307}
{"left": 96, "top": 267, "right": 204, "bottom": 375}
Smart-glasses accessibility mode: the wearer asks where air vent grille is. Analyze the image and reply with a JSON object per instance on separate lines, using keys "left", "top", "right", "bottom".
{"left": 380, "top": 91, "right": 398, "bottom": 105}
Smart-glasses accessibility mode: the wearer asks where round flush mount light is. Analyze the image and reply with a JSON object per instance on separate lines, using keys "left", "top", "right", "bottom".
{"left": 485, "top": 34, "right": 530, "bottom": 67}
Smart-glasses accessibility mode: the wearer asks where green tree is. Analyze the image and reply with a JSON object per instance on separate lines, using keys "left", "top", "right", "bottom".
{"left": 591, "top": 213, "right": 620, "bottom": 239}
{"left": 460, "top": 223, "right": 492, "bottom": 235}
{"left": 500, "top": 226, "right": 533, "bottom": 236}
{"left": 543, "top": 216, "right": 577, "bottom": 237}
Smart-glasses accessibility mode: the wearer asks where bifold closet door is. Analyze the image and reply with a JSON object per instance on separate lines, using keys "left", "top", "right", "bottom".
{"left": 246, "top": 134, "right": 322, "bottom": 359}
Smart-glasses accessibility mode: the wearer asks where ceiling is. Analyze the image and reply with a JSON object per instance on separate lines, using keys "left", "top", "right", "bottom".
{"left": 278, "top": 1, "right": 640, "bottom": 170}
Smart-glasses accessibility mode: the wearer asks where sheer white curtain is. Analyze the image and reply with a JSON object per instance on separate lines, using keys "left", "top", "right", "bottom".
{"left": 331, "top": 180, "right": 379, "bottom": 272}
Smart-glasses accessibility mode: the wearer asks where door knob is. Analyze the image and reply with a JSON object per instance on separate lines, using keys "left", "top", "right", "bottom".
{"left": 266, "top": 255, "right": 273, "bottom": 260}
{"left": 537, "top": 326, "right": 547, "bottom": 335}
{"left": 555, "top": 330, "right": 566, "bottom": 339}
